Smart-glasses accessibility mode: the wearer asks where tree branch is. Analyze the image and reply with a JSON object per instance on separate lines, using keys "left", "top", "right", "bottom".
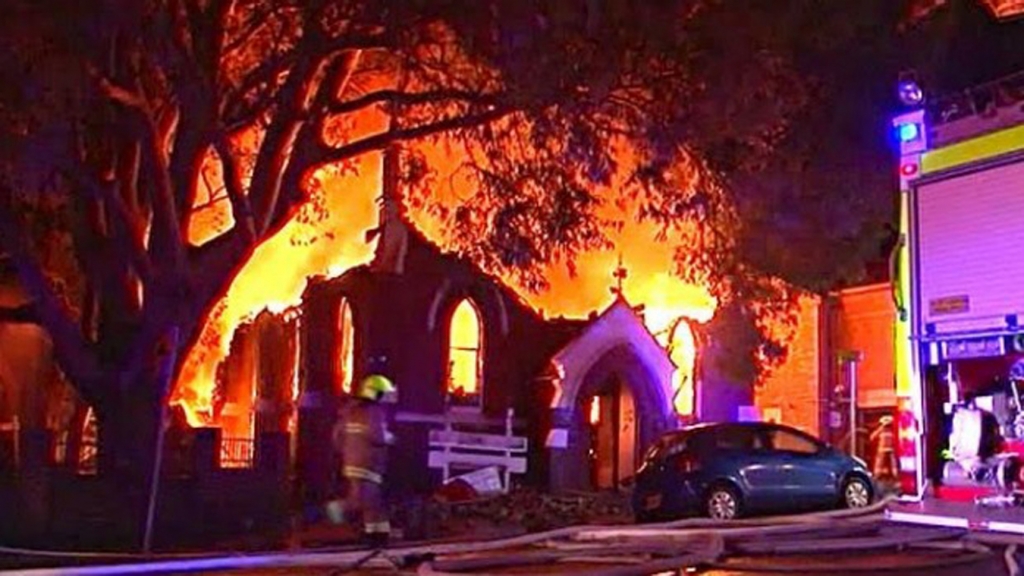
{"left": 141, "top": 115, "right": 188, "bottom": 274}
{"left": 307, "top": 105, "right": 518, "bottom": 170}
{"left": 222, "top": 3, "right": 271, "bottom": 55}
{"left": 247, "top": 39, "right": 339, "bottom": 237}
{"left": 324, "top": 88, "right": 501, "bottom": 117}
{"left": 68, "top": 160, "right": 155, "bottom": 284}
{"left": 165, "top": 105, "right": 207, "bottom": 243}
{"left": 66, "top": 192, "right": 112, "bottom": 300}
{"left": 66, "top": 186, "right": 143, "bottom": 329}
{"left": 118, "top": 139, "right": 144, "bottom": 218}
{"left": 220, "top": 53, "right": 297, "bottom": 127}
{"left": 93, "top": 71, "right": 150, "bottom": 112}
{"left": 209, "top": 0, "right": 236, "bottom": 88}
{"left": 160, "top": 0, "right": 218, "bottom": 231}
{"left": 168, "top": 0, "right": 197, "bottom": 63}
{"left": 186, "top": 226, "right": 249, "bottom": 311}
{"left": 213, "top": 133, "right": 257, "bottom": 243}
{"left": 0, "top": 189, "right": 101, "bottom": 387}
{"left": 220, "top": 33, "right": 386, "bottom": 128}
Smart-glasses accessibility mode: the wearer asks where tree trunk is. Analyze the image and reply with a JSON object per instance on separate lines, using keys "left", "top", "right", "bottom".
{"left": 92, "top": 323, "right": 180, "bottom": 549}
{"left": 94, "top": 377, "right": 163, "bottom": 547}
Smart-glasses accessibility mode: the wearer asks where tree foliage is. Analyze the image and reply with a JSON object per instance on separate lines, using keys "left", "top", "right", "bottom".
{"left": 0, "top": 0, "right": 820, "bottom": 417}
{"left": 6, "top": 0, "right": 1015, "bottom": 436}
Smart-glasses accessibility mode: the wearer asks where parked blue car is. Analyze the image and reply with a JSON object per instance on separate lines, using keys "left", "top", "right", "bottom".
{"left": 632, "top": 422, "right": 874, "bottom": 521}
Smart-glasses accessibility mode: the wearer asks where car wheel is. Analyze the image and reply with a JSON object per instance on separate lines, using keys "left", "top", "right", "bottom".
{"left": 705, "top": 485, "right": 741, "bottom": 520}
{"left": 841, "top": 476, "right": 873, "bottom": 509}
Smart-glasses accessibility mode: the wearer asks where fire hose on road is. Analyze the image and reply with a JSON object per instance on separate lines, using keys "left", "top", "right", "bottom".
{"left": 413, "top": 497, "right": 1000, "bottom": 576}
{"left": 2, "top": 496, "right": 1018, "bottom": 575}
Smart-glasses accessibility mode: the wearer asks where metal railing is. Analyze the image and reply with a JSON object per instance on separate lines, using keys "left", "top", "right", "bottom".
{"left": 928, "top": 70, "right": 1024, "bottom": 127}
{"left": 219, "top": 437, "right": 255, "bottom": 469}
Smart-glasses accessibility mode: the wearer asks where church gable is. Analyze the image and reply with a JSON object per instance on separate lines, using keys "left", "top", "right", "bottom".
{"left": 550, "top": 298, "right": 676, "bottom": 416}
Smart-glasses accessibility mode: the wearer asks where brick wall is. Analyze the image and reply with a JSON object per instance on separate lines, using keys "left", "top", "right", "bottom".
{"left": 833, "top": 284, "right": 895, "bottom": 408}
{"left": 755, "top": 295, "right": 822, "bottom": 437}
{"left": 751, "top": 284, "right": 897, "bottom": 441}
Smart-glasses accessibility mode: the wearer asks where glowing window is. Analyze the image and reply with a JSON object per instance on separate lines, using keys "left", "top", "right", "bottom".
{"left": 337, "top": 299, "right": 355, "bottom": 394}
{"left": 447, "top": 299, "right": 483, "bottom": 408}
{"left": 668, "top": 320, "right": 697, "bottom": 416}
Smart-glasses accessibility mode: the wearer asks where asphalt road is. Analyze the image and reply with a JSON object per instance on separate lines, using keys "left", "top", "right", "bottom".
{"left": 174, "top": 544, "right": 1012, "bottom": 576}
{"left": 1, "top": 524, "right": 1020, "bottom": 575}
{"left": 227, "top": 528, "right": 1020, "bottom": 576}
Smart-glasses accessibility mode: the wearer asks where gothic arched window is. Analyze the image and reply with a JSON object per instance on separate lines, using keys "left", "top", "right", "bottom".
{"left": 668, "top": 319, "right": 697, "bottom": 416}
{"left": 447, "top": 299, "right": 483, "bottom": 408}
{"left": 337, "top": 298, "right": 355, "bottom": 394}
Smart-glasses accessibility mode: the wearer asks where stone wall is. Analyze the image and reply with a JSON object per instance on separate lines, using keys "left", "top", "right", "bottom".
{"left": 0, "top": 429, "right": 290, "bottom": 551}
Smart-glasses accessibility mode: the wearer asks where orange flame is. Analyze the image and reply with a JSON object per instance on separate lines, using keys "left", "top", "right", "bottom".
{"left": 173, "top": 127, "right": 716, "bottom": 428}
{"left": 173, "top": 159, "right": 380, "bottom": 427}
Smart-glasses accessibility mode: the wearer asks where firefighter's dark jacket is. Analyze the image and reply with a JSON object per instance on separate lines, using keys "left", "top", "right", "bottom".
{"left": 333, "top": 398, "right": 392, "bottom": 484}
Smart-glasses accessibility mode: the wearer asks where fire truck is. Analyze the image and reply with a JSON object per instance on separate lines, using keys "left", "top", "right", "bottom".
{"left": 889, "top": 70, "right": 1024, "bottom": 531}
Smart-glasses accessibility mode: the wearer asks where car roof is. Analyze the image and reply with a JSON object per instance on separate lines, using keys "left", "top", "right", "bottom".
{"left": 682, "top": 421, "right": 776, "bottom": 432}
{"left": 663, "top": 421, "right": 798, "bottom": 441}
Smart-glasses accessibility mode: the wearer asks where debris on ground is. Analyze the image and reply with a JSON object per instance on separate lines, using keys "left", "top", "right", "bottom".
{"left": 398, "top": 487, "right": 634, "bottom": 542}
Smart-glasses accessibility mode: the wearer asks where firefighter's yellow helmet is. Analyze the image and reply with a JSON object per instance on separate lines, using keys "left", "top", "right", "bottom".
{"left": 356, "top": 374, "right": 396, "bottom": 401}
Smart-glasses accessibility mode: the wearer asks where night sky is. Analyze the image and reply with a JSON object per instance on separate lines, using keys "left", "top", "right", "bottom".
{"left": 781, "top": 0, "right": 1024, "bottom": 283}
{"left": 850, "top": 1, "right": 1024, "bottom": 154}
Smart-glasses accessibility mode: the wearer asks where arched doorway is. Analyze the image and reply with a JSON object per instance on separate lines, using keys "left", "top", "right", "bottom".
{"left": 583, "top": 373, "right": 639, "bottom": 490}
{"left": 545, "top": 300, "right": 678, "bottom": 492}
{"left": 573, "top": 344, "right": 668, "bottom": 491}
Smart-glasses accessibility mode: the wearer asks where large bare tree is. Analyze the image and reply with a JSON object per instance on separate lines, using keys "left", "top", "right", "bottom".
{"left": 0, "top": 0, "right": 909, "bottom": 493}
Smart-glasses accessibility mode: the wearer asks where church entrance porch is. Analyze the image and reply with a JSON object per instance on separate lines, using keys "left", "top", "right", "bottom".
{"left": 586, "top": 377, "right": 639, "bottom": 490}
{"left": 545, "top": 300, "right": 678, "bottom": 493}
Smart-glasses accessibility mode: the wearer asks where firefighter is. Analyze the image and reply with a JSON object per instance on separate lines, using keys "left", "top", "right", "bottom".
{"left": 870, "top": 415, "right": 897, "bottom": 480}
{"left": 327, "top": 358, "right": 396, "bottom": 547}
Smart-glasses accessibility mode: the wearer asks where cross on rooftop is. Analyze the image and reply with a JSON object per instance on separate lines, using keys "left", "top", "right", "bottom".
{"left": 611, "top": 253, "right": 628, "bottom": 296}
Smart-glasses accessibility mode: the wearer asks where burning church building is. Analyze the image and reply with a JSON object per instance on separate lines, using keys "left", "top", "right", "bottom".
{"left": 1, "top": 145, "right": 829, "bottom": 546}
{"left": 207, "top": 147, "right": 697, "bottom": 505}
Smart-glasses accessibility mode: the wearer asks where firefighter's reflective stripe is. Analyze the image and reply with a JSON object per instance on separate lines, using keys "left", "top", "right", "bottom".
{"left": 344, "top": 423, "right": 370, "bottom": 435}
{"left": 365, "top": 521, "right": 391, "bottom": 534}
{"left": 343, "top": 465, "right": 383, "bottom": 484}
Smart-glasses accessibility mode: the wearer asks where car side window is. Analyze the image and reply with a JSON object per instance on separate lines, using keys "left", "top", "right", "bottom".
{"left": 664, "top": 437, "right": 689, "bottom": 458}
{"left": 688, "top": 431, "right": 713, "bottom": 455}
{"left": 713, "top": 426, "right": 756, "bottom": 450}
{"left": 769, "top": 428, "right": 820, "bottom": 455}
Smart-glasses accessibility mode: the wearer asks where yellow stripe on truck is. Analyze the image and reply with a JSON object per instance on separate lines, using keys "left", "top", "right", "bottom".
{"left": 921, "top": 123, "right": 1024, "bottom": 174}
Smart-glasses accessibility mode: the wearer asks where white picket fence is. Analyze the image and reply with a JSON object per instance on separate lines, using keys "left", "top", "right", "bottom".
{"left": 397, "top": 408, "right": 527, "bottom": 494}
